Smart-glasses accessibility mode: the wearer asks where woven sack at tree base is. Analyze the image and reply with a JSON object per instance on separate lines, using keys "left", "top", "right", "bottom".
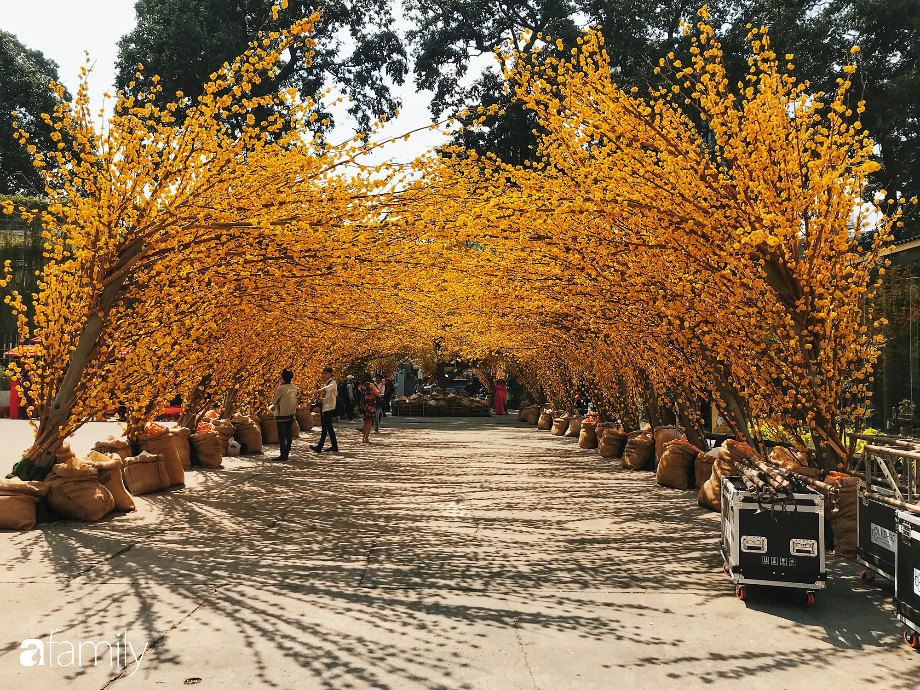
{"left": 46, "top": 462, "right": 115, "bottom": 522}
{"left": 0, "top": 478, "right": 49, "bottom": 530}
{"left": 599, "top": 428, "right": 628, "bottom": 458}
{"left": 169, "top": 427, "right": 192, "bottom": 470}
{"left": 292, "top": 418, "right": 301, "bottom": 436}
{"left": 259, "top": 413, "right": 280, "bottom": 444}
{"left": 123, "top": 452, "right": 171, "bottom": 496}
{"left": 295, "top": 408, "right": 312, "bottom": 431}
{"left": 190, "top": 431, "right": 223, "bottom": 468}
{"left": 522, "top": 407, "right": 540, "bottom": 425}
{"left": 311, "top": 411, "right": 322, "bottom": 427}
{"left": 697, "top": 444, "right": 741, "bottom": 511}
{"left": 653, "top": 426, "right": 684, "bottom": 465}
{"left": 595, "top": 422, "right": 615, "bottom": 440}
{"left": 828, "top": 476, "right": 858, "bottom": 558}
{"left": 86, "top": 451, "right": 135, "bottom": 512}
{"left": 517, "top": 405, "right": 531, "bottom": 422}
{"left": 211, "top": 419, "right": 235, "bottom": 454}
{"left": 232, "top": 416, "right": 263, "bottom": 454}
{"left": 551, "top": 416, "right": 571, "bottom": 436}
{"left": 621, "top": 432, "right": 655, "bottom": 469}
{"left": 656, "top": 440, "right": 702, "bottom": 490}
{"left": 138, "top": 429, "right": 184, "bottom": 487}
{"left": 56, "top": 441, "right": 77, "bottom": 464}
{"left": 537, "top": 409, "right": 554, "bottom": 430}
{"left": 579, "top": 419, "right": 599, "bottom": 449}
{"left": 695, "top": 448, "right": 717, "bottom": 490}
{"left": 92, "top": 436, "right": 131, "bottom": 460}
{"left": 564, "top": 416, "right": 583, "bottom": 437}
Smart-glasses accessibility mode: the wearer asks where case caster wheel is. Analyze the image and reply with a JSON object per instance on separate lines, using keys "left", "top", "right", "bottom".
{"left": 860, "top": 570, "right": 876, "bottom": 583}
{"left": 905, "top": 630, "right": 919, "bottom": 649}
{"left": 735, "top": 584, "right": 747, "bottom": 601}
{"left": 805, "top": 591, "right": 815, "bottom": 606}
{"left": 723, "top": 562, "right": 731, "bottom": 578}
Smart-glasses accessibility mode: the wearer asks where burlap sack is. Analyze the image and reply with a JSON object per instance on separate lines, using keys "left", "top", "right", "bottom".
{"left": 86, "top": 451, "right": 135, "bottom": 511}
{"left": 829, "top": 477, "right": 858, "bottom": 558}
{"left": 695, "top": 449, "right": 717, "bottom": 490}
{"left": 551, "top": 416, "right": 571, "bottom": 436}
{"left": 138, "top": 429, "right": 184, "bottom": 486}
{"left": 232, "top": 416, "right": 263, "bottom": 454}
{"left": 564, "top": 416, "right": 583, "bottom": 437}
{"left": 92, "top": 436, "right": 131, "bottom": 460}
{"left": 653, "top": 426, "right": 684, "bottom": 465}
{"left": 170, "top": 427, "right": 192, "bottom": 471}
{"left": 311, "top": 411, "right": 322, "bottom": 427}
{"left": 698, "top": 445, "right": 740, "bottom": 511}
{"left": 523, "top": 407, "right": 540, "bottom": 425}
{"left": 55, "top": 441, "right": 77, "bottom": 464}
{"left": 190, "top": 431, "right": 223, "bottom": 468}
{"left": 698, "top": 474, "right": 722, "bottom": 511}
{"left": 537, "top": 409, "right": 554, "bottom": 431}
{"left": 595, "top": 422, "right": 615, "bottom": 440}
{"left": 579, "top": 419, "right": 599, "bottom": 449}
{"left": 656, "top": 440, "right": 702, "bottom": 490}
{"left": 0, "top": 478, "right": 48, "bottom": 530}
{"left": 292, "top": 418, "right": 301, "bottom": 437}
{"left": 123, "top": 452, "right": 171, "bottom": 495}
{"left": 212, "top": 419, "right": 235, "bottom": 454}
{"left": 599, "top": 428, "right": 628, "bottom": 458}
{"left": 621, "top": 432, "right": 655, "bottom": 470}
{"left": 517, "top": 405, "right": 531, "bottom": 422}
{"left": 46, "top": 464, "right": 115, "bottom": 522}
{"left": 260, "top": 413, "right": 280, "bottom": 444}
{"left": 296, "top": 408, "right": 312, "bottom": 431}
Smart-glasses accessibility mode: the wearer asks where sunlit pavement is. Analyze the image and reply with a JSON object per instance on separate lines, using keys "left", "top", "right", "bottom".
{"left": 1, "top": 415, "right": 918, "bottom": 689}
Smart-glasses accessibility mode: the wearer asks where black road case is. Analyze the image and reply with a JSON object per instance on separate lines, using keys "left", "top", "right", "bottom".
{"left": 720, "top": 476, "right": 827, "bottom": 604}
{"left": 857, "top": 481, "right": 898, "bottom": 583}
{"left": 895, "top": 510, "right": 920, "bottom": 649}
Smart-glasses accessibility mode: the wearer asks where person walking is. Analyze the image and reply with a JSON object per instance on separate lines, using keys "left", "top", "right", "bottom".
{"left": 310, "top": 367, "right": 339, "bottom": 453}
{"left": 373, "top": 374, "right": 385, "bottom": 433}
{"left": 346, "top": 375, "right": 356, "bottom": 421}
{"left": 493, "top": 378, "right": 508, "bottom": 415}
{"left": 383, "top": 376, "right": 395, "bottom": 412}
{"left": 357, "top": 373, "right": 381, "bottom": 442}
{"left": 269, "top": 369, "right": 299, "bottom": 461}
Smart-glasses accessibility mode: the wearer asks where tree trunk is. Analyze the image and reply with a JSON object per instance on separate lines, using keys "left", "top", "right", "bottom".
{"left": 676, "top": 390, "right": 708, "bottom": 451}
{"left": 16, "top": 240, "right": 145, "bottom": 479}
{"left": 179, "top": 374, "right": 213, "bottom": 429}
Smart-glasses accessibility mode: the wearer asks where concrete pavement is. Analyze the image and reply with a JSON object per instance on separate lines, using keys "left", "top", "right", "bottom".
{"left": 0, "top": 415, "right": 918, "bottom": 689}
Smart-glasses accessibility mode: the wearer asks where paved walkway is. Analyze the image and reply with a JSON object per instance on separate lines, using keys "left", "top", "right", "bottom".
{"left": 1, "top": 416, "right": 918, "bottom": 689}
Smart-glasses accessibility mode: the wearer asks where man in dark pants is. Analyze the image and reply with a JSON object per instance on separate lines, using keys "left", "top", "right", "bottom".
{"left": 310, "top": 366, "right": 339, "bottom": 453}
{"left": 269, "top": 369, "right": 299, "bottom": 462}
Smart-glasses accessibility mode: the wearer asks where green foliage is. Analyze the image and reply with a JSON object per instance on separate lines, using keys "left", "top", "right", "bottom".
{"left": 0, "top": 30, "right": 71, "bottom": 195}
{"left": 899, "top": 399, "right": 916, "bottom": 417}
{"left": 116, "top": 0, "right": 408, "bottom": 133}
{"left": 718, "top": 0, "right": 920, "bottom": 238}
{"left": 0, "top": 194, "right": 46, "bottom": 339}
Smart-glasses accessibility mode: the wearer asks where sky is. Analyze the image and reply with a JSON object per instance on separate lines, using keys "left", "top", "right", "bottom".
{"left": 0, "top": 0, "right": 492, "bottom": 165}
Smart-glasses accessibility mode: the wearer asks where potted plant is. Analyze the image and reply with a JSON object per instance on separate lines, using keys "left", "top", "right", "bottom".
{"left": 899, "top": 399, "right": 915, "bottom": 437}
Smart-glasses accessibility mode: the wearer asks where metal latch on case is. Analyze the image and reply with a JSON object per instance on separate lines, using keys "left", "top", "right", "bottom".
{"left": 740, "top": 536, "right": 767, "bottom": 553}
{"left": 790, "top": 539, "right": 817, "bottom": 557}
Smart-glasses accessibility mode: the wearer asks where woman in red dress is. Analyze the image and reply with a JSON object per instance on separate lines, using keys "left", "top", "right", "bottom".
{"left": 493, "top": 378, "right": 507, "bottom": 415}
{"left": 358, "top": 372, "right": 381, "bottom": 442}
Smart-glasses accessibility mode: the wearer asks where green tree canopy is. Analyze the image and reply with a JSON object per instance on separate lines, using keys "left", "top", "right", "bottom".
{"left": 0, "top": 31, "right": 70, "bottom": 195}
{"left": 116, "top": 0, "right": 408, "bottom": 133}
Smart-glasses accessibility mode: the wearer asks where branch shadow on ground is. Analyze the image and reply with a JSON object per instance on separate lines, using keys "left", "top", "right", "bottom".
{"left": 0, "top": 417, "right": 917, "bottom": 688}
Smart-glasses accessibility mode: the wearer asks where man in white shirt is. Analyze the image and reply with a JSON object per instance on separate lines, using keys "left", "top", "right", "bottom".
{"left": 269, "top": 369, "right": 299, "bottom": 462}
{"left": 310, "top": 366, "right": 339, "bottom": 453}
